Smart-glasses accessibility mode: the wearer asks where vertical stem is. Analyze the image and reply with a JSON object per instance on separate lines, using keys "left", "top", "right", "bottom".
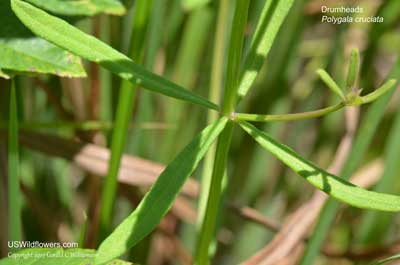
{"left": 99, "top": 0, "right": 152, "bottom": 240}
{"left": 195, "top": 1, "right": 250, "bottom": 264}
{"left": 8, "top": 78, "right": 21, "bottom": 242}
{"left": 197, "top": 0, "right": 229, "bottom": 232}
{"left": 195, "top": 122, "right": 233, "bottom": 265}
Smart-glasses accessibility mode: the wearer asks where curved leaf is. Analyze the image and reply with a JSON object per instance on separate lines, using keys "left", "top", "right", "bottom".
{"left": 239, "top": 121, "right": 400, "bottom": 212}
{"left": 0, "top": 0, "right": 85, "bottom": 78}
{"left": 11, "top": 0, "right": 218, "bottom": 111}
{"left": 96, "top": 118, "right": 228, "bottom": 265}
{"left": 25, "top": 0, "right": 126, "bottom": 16}
{"left": 0, "top": 248, "right": 132, "bottom": 265}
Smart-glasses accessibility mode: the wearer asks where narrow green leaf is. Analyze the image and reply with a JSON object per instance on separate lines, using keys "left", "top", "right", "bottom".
{"left": 345, "top": 48, "right": 360, "bottom": 92}
{"left": 25, "top": 0, "right": 126, "bottom": 16}
{"left": 239, "top": 121, "right": 400, "bottom": 212}
{"left": 96, "top": 118, "right": 228, "bottom": 265}
{"left": 0, "top": 248, "right": 132, "bottom": 265}
{"left": 222, "top": 0, "right": 250, "bottom": 114}
{"left": 0, "top": 0, "right": 85, "bottom": 78}
{"left": 316, "top": 69, "right": 345, "bottom": 100}
{"left": 11, "top": 0, "right": 218, "bottom": 111}
{"left": 238, "top": 0, "right": 295, "bottom": 98}
{"left": 8, "top": 79, "right": 21, "bottom": 242}
{"left": 361, "top": 79, "right": 397, "bottom": 104}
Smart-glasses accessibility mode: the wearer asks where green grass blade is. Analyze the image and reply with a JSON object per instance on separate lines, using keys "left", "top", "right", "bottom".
{"left": 221, "top": 0, "right": 251, "bottom": 114}
{"left": 239, "top": 121, "right": 400, "bottom": 212}
{"left": 96, "top": 118, "right": 228, "bottom": 265}
{"left": 316, "top": 69, "right": 345, "bottom": 100}
{"left": 8, "top": 79, "right": 21, "bottom": 242}
{"left": 345, "top": 48, "right": 360, "bottom": 92}
{"left": 238, "top": 0, "right": 295, "bottom": 98}
{"left": 11, "top": 0, "right": 218, "bottom": 111}
{"left": 99, "top": 0, "right": 151, "bottom": 240}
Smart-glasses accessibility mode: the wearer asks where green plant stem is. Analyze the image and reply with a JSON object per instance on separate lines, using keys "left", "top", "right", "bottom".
{"left": 195, "top": 122, "right": 234, "bottom": 265}
{"left": 195, "top": 1, "right": 250, "bottom": 264}
{"left": 235, "top": 102, "right": 344, "bottom": 122}
{"left": 99, "top": 0, "right": 151, "bottom": 239}
{"left": 8, "top": 78, "right": 21, "bottom": 242}
{"left": 221, "top": 0, "right": 250, "bottom": 115}
{"left": 197, "top": 0, "right": 228, "bottom": 233}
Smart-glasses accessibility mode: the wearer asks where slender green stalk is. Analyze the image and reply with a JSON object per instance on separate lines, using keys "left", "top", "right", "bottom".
{"left": 99, "top": 0, "right": 152, "bottom": 239}
{"left": 8, "top": 78, "right": 21, "bottom": 242}
{"left": 300, "top": 62, "right": 400, "bottom": 264}
{"left": 195, "top": 1, "right": 250, "bottom": 264}
{"left": 235, "top": 102, "right": 345, "bottom": 122}
{"left": 195, "top": 123, "right": 233, "bottom": 265}
{"left": 221, "top": 0, "right": 250, "bottom": 115}
{"left": 99, "top": 78, "right": 137, "bottom": 239}
{"left": 197, "top": 0, "right": 229, "bottom": 233}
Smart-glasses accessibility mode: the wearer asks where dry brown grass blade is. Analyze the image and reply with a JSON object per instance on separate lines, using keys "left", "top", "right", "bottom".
{"left": 16, "top": 130, "right": 199, "bottom": 197}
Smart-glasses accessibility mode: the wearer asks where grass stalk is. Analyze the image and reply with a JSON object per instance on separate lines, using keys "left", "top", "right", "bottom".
{"left": 195, "top": 1, "right": 250, "bottom": 263}
{"left": 8, "top": 78, "right": 22, "bottom": 242}
{"left": 197, "top": 0, "right": 229, "bottom": 234}
{"left": 99, "top": 0, "right": 152, "bottom": 239}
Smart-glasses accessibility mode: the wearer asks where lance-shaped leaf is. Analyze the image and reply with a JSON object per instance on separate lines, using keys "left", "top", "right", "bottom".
{"left": 316, "top": 69, "right": 345, "bottom": 100}
{"left": 96, "top": 118, "right": 228, "bottom": 265}
{"left": 346, "top": 48, "right": 360, "bottom": 92}
{"left": 360, "top": 79, "right": 397, "bottom": 104}
{"left": 25, "top": 0, "right": 125, "bottom": 16}
{"left": 239, "top": 121, "right": 400, "bottom": 212}
{"left": 11, "top": 0, "right": 218, "bottom": 111}
{"left": 0, "top": 0, "right": 85, "bottom": 78}
{"left": 0, "top": 248, "right": 132, "bottom": 265}
{"left": 238, "top": 0, "right": 295, "bottom": 98}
